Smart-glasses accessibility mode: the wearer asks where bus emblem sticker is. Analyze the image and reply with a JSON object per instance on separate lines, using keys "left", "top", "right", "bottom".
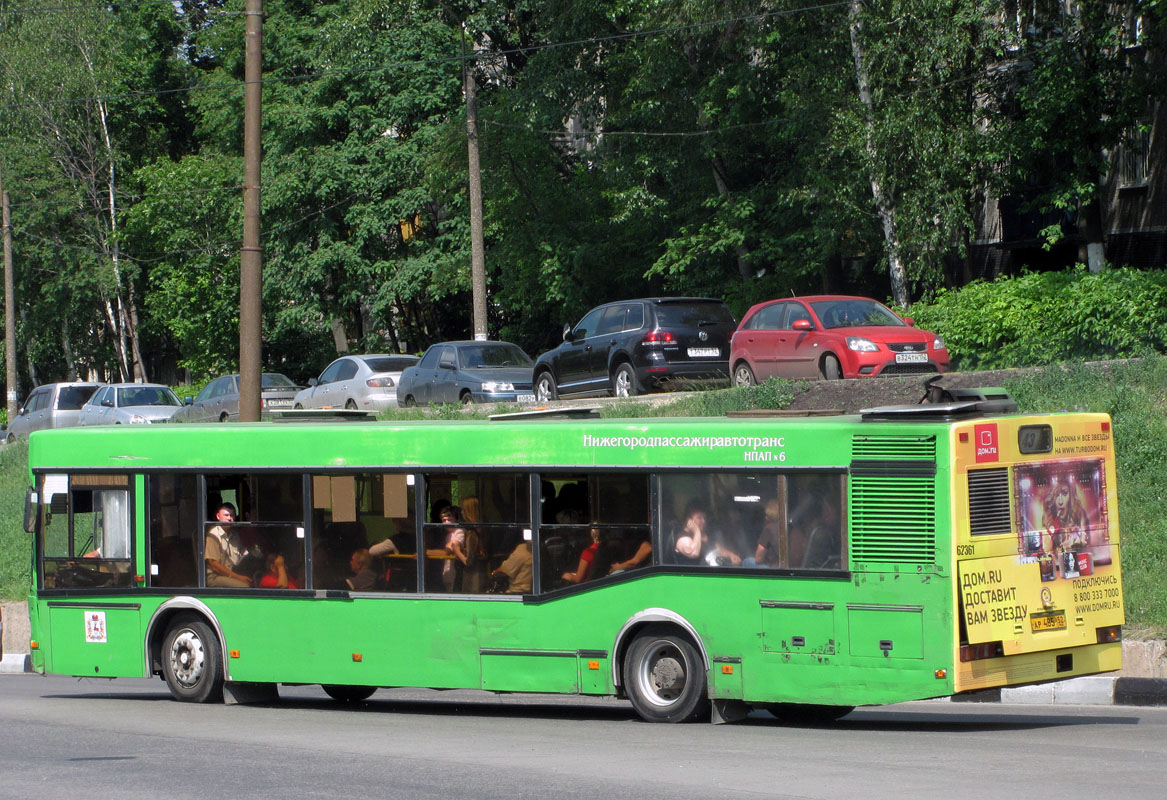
{"left": 974, "top": 424, "right": 999, "bottom": 463}
{"left": 85, "top": 612, "right": 107, "bottom": 643}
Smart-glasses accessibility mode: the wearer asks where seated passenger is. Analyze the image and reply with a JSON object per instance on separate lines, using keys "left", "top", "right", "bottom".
{"left": 672, "top": 503, "right": 710, "bottom": 565}
{"left": 562, "top": 527, "right": 602, "bottom": 584}
{"left": 346, "top": 548, "right": 378, "bottom": 591}
{"left": 750, "top": 500, "right": 784, "bottom": 568}
{"left": 491, "top": 541, "right": 533, "bottom": 594}
{"left": 610, "top": 536, "right": 652, "bottom": 573}
{"left": 259, "top": 553, "right": 301, "bottom": 589}
{"left": 205, "top": 503, "right": 252, "bottom": 587}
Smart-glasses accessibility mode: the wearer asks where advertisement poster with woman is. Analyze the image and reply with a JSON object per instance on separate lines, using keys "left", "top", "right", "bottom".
{"left": 1014, "top": 458, "right": 1111, "bottom": 581}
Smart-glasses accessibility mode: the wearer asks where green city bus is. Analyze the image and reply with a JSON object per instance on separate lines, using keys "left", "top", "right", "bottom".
{"left": 22, "top": 398, "right": 1125, "bottom": 723}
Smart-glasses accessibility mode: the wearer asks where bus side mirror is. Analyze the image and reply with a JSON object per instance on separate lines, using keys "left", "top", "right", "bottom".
{"left": 23, "top": 489, "right": 38, "bottom": 533}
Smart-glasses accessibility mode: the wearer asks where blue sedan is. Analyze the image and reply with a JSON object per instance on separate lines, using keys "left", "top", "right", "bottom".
{"left": 396, "top": 341, "right": 537, "bottom": 406}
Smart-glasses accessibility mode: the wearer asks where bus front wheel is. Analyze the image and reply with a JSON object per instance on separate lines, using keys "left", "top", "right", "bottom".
{"left": 623, "top": 629, "right": 708, "bottom": 723}
{"left": 161, "top": 615, "right": 224, "bottom": 703}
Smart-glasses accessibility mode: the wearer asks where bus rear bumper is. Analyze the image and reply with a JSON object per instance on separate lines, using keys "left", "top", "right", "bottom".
{"left": 954, "top": 641, "right": 1122, "bottom": 695}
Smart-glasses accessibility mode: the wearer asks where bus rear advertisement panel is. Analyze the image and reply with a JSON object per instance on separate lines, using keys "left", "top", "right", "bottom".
{"left": 24, "top": 405, "right": 1125, "bottom": 722}
{"left": 953, "top": 414, "right": 1124, "bottom": 693}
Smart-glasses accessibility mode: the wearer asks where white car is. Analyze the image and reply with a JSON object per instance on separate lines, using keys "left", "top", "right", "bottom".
{"left": 294, "top": 354, "right": 420, "bottom": 412}
{"left": 78, "top": 383, "right": 183, "bottom": 425}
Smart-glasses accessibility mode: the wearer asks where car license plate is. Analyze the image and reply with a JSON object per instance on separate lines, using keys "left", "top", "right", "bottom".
{"left": 895, "top": 352, "right": 928, "bottom": 364}
{"left": 266, "top": 399, "right": 292, "bottom": 407}
{"left": 517, "top": 394, "right": 536, "bottom": 403}
{"left": 687, "top": 347, "right": 720, "bottom": 358}
{"left": 1030, "top": 610, "right": 1066, "bottom": 632}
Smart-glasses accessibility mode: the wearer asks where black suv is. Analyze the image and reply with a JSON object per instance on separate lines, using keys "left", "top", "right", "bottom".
{"left": 533, "top": 298, "right": 736, "bottom": 400}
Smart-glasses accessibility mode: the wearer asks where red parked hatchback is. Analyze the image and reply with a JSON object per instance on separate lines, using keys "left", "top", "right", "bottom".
{"left": 729, "top": 295, "right": 949, "bottom": 384}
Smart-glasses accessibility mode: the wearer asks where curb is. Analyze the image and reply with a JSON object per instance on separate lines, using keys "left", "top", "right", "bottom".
{"left": 952, "top": 675, "right": 1167, "bottom": 706}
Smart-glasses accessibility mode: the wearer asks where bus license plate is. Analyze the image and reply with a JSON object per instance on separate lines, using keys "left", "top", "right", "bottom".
{"left": 895, "top": 352, "right": 928, "bottom": 364}
{"left": 688, "top": 347, "right": 720, "bottom": 358}
{"left": 517, "top": 394, "right": 536, "bottom": 403}
{"left": 1030, "top": 611, "right": 1067, "bottom": 632}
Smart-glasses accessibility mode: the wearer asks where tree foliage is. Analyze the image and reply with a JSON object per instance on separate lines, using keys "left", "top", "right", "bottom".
{"left": 0, "top": 0, "right": 1163, "bottom": 392}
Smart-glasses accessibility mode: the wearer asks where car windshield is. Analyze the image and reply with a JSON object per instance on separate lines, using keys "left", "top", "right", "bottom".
{"left": 461, "top": 344, "right": 533, "bottom": 368}
{"left": 261, "top": 373, "right": 297, "bottom": 388}
{"left": 117, "top": 387, "right": 180, "bottom": 407}
{"left": 810, "top": 299, "right": 905, "bottom": 329}
{"left": 58, "top": 386, "right": 98, "bottom": 410}
{"left": 654, "top": 301, "right": 735, "bottom": 327}
{"left": 362, "top": 357, "right": 418, "bottom": 373}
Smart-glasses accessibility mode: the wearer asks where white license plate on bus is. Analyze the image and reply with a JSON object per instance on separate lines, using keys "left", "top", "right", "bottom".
{"left": 895, "top": 352, "right": 928, "bottom": 364}
{"left": 1030, "top": 611, "right": 1066, "bottom": 632}
{"left": 687, "top": 347, "right": 720, "bottom": 358}
{"left": 517, "top": 394, "right": 536, "bottom": 403}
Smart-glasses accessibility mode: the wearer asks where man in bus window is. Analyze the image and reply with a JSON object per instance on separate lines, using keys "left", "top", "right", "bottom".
{"left": 205, "top": 503, "right": 252, "bottom": 587}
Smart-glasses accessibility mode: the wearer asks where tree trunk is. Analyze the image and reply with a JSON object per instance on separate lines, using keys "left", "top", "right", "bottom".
{"left": 330, "top": 319, "right": 349, "bottom": 353}
{"left": 848, "top": 1, "right": 910, "bottom": 309}
{"left": 710, "top": 155, "right": 752, "bottom": 280}
{"left": 1080, "top": 194, "right": 1107, "bottom": 272}
{"left": 60, "top": 322, "right": 77, "bottom": 380}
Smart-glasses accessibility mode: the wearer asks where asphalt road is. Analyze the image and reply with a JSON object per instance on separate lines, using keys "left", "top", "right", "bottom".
{"left": 2, "top": 675, "right": 1165, "bottom": 800}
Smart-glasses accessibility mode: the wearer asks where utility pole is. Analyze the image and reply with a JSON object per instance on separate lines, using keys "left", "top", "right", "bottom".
{"left": 239, "top": 0, "right": 263, "bottom": 421}
{"left": 2, "top": 168, "right": 17, "bottom": 422}
{"left": 465, "top": 54, "right": 488, "bottom": 341}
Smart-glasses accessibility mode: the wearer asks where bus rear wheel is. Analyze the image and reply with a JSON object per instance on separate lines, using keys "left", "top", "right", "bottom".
{"left": 322, "top": 684, "right": 377, "bottom": 703}
{"left": 161, "top": 615, "right": 224, "bottom": 703}
{"left": 764, "top": 703, "right": 854, "bottom": 724}
{"left": 623, "top": 629, "right": 708, "bottom": 723}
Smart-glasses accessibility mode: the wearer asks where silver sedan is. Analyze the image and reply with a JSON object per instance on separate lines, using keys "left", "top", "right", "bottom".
{"left": 293, "top": 354, "right": 420, "bottom": 412}
{"left": 78, "top": 383, "right": 183, "bottom": 425}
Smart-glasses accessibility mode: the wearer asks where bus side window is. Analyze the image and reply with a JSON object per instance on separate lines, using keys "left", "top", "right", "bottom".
{"left": 149, "top": 474, "right": 200, "bottom": 588}
{"left": 41, "top": 475, "right": 133, "bottom": 590}
{"left": 786, "top": 474, "right": 846, "bottom": 570}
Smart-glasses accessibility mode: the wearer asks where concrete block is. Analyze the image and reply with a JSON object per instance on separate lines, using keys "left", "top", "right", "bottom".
{"left": 1052, "top": 676, "right": 1115, "bottom": 705}
{"left": 1001, "top": 683, "right": 1057, "bottom": 704}
{"left": 1, "top": 601, "right": 31, "bottom": 659}
{"left": 1114, "top": 677, "right": 1167, "bottom": 706}
{"left": 1119, "top": 640, "right": 1167, "bottom": 679}
{"left": 0, "top": 653, "right": 30, "bottom": 673}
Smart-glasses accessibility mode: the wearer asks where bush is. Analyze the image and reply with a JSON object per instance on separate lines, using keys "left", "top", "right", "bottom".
{"left": 0, "top": 441, "right": 31, "bottom": 600}
{"left": 910, "top": 268, "right": 1167, "bottom": 370}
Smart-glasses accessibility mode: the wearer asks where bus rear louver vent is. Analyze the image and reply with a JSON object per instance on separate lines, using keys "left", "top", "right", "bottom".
{"left": 850, "top": 435, "right": 937, "bottom": 565}
{"left": 968, "top": 467, "right": 1012, "bottom": 536}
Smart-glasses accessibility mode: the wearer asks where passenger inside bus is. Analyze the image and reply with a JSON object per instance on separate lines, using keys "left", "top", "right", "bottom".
{"left": 492, "top": 540, "right": 532, "bottom": 594}
{"left": 346, "top": 548, "right": 378, "bottom": 591}
{"left": 205, "top": 503, "right": 251, "bottom": 587}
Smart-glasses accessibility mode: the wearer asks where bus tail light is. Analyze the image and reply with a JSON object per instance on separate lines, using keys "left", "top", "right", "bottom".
{"left": 1096, "top": 625, "right": 1122, "bottom": 643}
{"left": 959, "top": 641, "right": 1003, "bottom": 662}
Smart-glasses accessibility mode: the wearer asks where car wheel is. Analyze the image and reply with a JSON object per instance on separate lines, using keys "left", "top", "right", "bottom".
{"left": 401, "top": 395, "right": 417, "bottom": 408}
{"left": 294, "top": 403, "right": 303, "bottom": 410}
{"left": 345, "top": 399, "right": 357, "bottom": 410}
{"left": 623, "top": 628, "right": 708, "bottom": 723}
{"left": 821, "top": 355, "right": 842, "bottom": 380}
{"left": 161, "top": 614, "right": 224, "bottom": 703}
{"left": 459, "top": 391, "right": 474, "bottom": 406}
{"left": 219, "top": 412, "right": 230, "bottom": 423}
{"left": 733, "top": 362, "right": 756, "bottom": 388}
{"left": 535, "top": 371, "right": 558, "bottom": 402}
{"left": 612, "top": 362, "right": 639, "bottom": 398}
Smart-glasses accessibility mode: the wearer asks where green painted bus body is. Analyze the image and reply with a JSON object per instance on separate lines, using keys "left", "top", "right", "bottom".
{"left": 24, "top": 414, "right": 1076, "bottom": 709}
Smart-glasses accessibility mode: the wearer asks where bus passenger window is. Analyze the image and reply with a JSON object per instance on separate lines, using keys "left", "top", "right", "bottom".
{"left": 786, "top": 474, "right": 846, "bottom": 570}
{"left": 538, "top": 473, "right": 650, "bottom": 590}
{"left": 312, "top": 473, "right": 417, "bottom": 593}
{"left": 423, "top": 473, "right": 528, "bottom": 594}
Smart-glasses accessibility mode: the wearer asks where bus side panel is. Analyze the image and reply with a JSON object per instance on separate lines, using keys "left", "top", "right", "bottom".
{"left": 43, "top": 603, "right": 144, "bottom": 678}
